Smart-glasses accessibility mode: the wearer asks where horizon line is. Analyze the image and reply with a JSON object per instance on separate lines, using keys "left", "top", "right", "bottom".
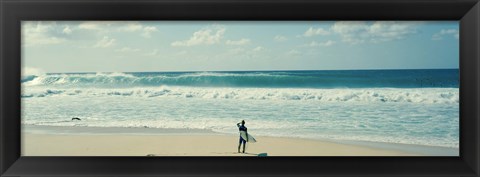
{"left": 38, "top": 68, "right": 460, "bottom": 74}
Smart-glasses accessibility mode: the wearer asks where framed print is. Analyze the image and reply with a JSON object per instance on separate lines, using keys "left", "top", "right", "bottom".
{"left": 1, "top": 0, "right": 479, "bottom": 176}
{"left": 20, "top": 20, "right": 460, "bottom": 157}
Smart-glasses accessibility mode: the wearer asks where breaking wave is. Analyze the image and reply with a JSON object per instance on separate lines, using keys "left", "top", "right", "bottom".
{"left": 22, "top": 70, "right": 459, "bottom": 88}
{"left": 22, "top": 87, "right": 459, "bottom": 104}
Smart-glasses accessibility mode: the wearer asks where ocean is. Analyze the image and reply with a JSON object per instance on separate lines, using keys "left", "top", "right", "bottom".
{"left": 21, "top": 69, "right": 459, "bottom": 148}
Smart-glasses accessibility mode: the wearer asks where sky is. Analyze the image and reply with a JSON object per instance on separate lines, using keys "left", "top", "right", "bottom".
{"left": 22, "top": 21, "right": 459, "bottom": 73}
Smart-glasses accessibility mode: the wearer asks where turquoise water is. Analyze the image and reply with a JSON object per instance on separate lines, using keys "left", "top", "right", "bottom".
{"left": 21, "top": 69, "right": 459, "bottom": 148}
{"left": 22, "top": 69, "right": 458, "bottom": 88}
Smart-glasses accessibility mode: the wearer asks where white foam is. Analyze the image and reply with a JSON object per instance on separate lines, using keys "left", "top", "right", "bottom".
{"left": 22, "top": 86, "right": 459, "bottom": 104}
{"left": 22, "top": 92, "right": 459, "bottom": 148}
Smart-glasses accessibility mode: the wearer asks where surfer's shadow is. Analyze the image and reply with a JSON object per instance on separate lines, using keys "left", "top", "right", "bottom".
{"left": 236, "top": 152, "right": 268, "bottom": 156}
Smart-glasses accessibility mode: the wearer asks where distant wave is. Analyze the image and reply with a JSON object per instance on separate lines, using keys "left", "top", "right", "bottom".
{"left": 22, "top": 70, "right": 459, "bottom": 88}
{"left": 22, "top": 87, "right": 459, "bottom": 104}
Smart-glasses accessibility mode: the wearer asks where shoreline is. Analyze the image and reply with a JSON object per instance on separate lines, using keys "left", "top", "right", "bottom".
{"left": 22, "top": 125, "right": 458, "bottom": 156}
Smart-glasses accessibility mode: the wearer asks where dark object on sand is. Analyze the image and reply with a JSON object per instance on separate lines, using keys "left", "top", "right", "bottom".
{"left": 72, "top": 117, "right": 81, "bottom": 121}
{"left": 257, "top": 153, "right": 268, "bottom": 157}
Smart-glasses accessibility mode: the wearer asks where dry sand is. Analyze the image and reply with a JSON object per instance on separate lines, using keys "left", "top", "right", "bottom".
{"left": 23, "top": 133, "right": 420, "bottom": 156}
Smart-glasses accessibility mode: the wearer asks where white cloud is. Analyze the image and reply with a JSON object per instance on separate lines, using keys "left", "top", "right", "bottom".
{"left": 331, "top": 21, "right": 418, "bottom": 44}
{"left": 94, "top": 36, "right": 116, "bottom": 48}
{"left": 252, "top": 46, "right": 263, "bottom": 52}
{"left": 62, "top": 26, "right": 72, "bottom": 34}
{"left": 274, "top": 35, "right": 287, "bottom": 42}
{"left": 78, "top": 21, "right": 158, "bottom": 38}
{"left": 303, "top": 27, "right": 330, "bottom": 37}
{"left": 171, "top": 25, "right": 226, "bottom": 47}
{"left": 307, "top": 40, "right": 335, "bottom": 47}
{"left": 286, "top": 49, "right": 301, "bottom": 56}
{"left": 119, "top": 22, "right": 158, "bottom": 38}
{"left": 120, "top": 23, "right": 143, "bottom": 32}
{"left": 226, "top": 38, "right": 251, "bottom": 45}
{"left": 432, "top": 29, "right": 459, "bottom": 40}
{"left": 78, "top": 22, "right": 102, "bottom": 30}
{"left": 368, "top": 22, "right": 419, "bottom": 43}
{"left": 141, "top": 26, "right": 158, "bottom": 38}
{"left": 22, "top": 22, "right": 66, "bottom": 46}
{"left": 331, "top": 21, "right": 368, "bottom": 44}
{"left": 115, "top": 47, "right": 140, "bottom": 52}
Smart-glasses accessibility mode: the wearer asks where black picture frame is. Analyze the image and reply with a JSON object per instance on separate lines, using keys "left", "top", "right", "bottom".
{"left": 1, "top": 0, "right": 479, "bottom": 176}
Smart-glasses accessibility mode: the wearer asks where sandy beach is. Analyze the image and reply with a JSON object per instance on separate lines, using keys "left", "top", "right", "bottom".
{"left": 22, "top": 125, "right": 458, "bottom": 156}
{"left": 23, "top": 133, "right": 416, "bottom": 156}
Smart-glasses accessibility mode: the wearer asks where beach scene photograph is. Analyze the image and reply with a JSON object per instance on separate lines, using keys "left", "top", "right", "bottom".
{"left": 21, "top": 21, "right": 459, "bottom": 156}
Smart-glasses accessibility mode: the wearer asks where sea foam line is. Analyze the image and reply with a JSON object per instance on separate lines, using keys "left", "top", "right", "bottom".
{"left": 22, "top": 87, "right": 459, "bottom": 104}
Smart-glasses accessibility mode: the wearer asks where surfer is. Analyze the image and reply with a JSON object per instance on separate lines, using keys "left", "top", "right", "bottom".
{"left": 237, "top": 120, "right": 248, "bottom": 153}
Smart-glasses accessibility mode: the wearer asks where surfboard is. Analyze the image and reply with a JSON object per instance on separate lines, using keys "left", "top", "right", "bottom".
{"left": 240, "top": 131, "right": 257, "bottom": 143}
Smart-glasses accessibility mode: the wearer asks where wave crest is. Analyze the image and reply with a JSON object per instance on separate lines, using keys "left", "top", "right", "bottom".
{"left": 22, "top": 71, "right": 459, "bottom": 88}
